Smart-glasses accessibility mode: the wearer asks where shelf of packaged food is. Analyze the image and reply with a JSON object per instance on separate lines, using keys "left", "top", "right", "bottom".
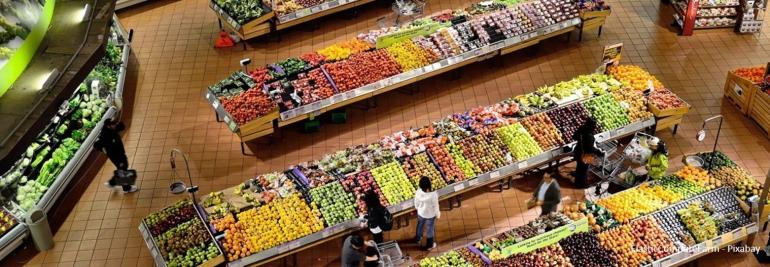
{"left": 697, "top": 14, "right": 737, "bottom": 18}
{"left": 694, "top": 24, "right": 736, "bottom": 29}
{"left": 210, "top": 17, "right": 584, "bottom": 142}
{"left": 698, "top": 4, "right": 740, "bottom": 8}
{"left": 211, "top": 0, "right": 374, "bottom": 41}
{"left": 223, "top": 116, "right": 656, "bottom": 267}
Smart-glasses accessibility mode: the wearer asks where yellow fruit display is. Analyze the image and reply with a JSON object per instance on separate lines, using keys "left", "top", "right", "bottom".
{"left": 596, "top": 187, "right": 667, "bottom": 223}
{"left": 636, "top": 183, "right": 683, "bottom": 205}
{"left": 675, "top": 166, "right": 711, "bottom": 188}
{"left": 608, "top": 65, "right": 664, "bottom": 91}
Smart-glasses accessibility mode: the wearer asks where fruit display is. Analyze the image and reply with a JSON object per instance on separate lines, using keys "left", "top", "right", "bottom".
{"left": 457, "top": 247, "right": 488, "bottom": 267}
{"left": 582, "top": 94, "right": 631, "bottom": 131}
{"left": 732, "top": 66, "right": 766, "bottom": 84}
{"left": 300, "top": 52, "right": 326, "bottom": 68}
{"left": 447, "top": 143, "right": 482, "bottom": 178}
{"left": 379, "top": 126, "right": 439, "bottom": 158}
{"left": 340, "top": 171, "right": 389, "bottom": 214}
{"left": 154, "top": 218, "right": 212, "bottom": 259}
{"left": 528, "top": 213, "right": 572, "bottom": 233}
{"left": 657, "top": 175, "right": 706, "bottom": 198}
{"left": 546, "top": 103, "right": 594, "bottom": 141}
{"left": 318, "top": 144, "right": 396, "bottom": 176}
{"left": 538, "top": 74, "right": 623, "bottom": 100}
{"left": 598, "top": 224, "right": 653, "bottom": 267}
{"left": 495, "top": 123, "right": 542, "bottom": 161}
{"left": 710, "top": 166, "right": 761, "bottom": 201}
{"left": 0, "top": 208, "right": 18, "bottom": 238}
{"left": 596, "top": 185, "right": 667, "bottom": 223}
{"left": 309, "top": 181, "right": 357, "bottom": 226}
{"left": 457, "top": 133, "right": 510, "bottom": 172}
{"left": 220, "top": 88, "right": 276, "bottom": 124}
{"left": 648, "top": 88, "right": 687, "bottom": 111}
{"left": 674, "top": 165, "right": 712, "bottom": 188}
{"left": 434, "top": 118, "right": 472, "bottom": 142}
{"left": 696, "top": 151, "right": 736, "bottom": 170}
{"left": 611, "top": 87, "right": 653, "bottom": 122}
{"left": 418, "top": 250, "right": 473, "bottom": 267}
{"left": 386, "top": 39, "right": 437, "bottom": 71}
{"left": 401, "top": 153, "right": 448, "bottom": 190}
{"left": 144, "top": 200, "right": 198, "bottom": 236}
{"left": 214, "top": 0, "right": 265, "bottom": 25}
{"left": 209, "top": 71, "right": 256, "bottom": 98}
{"left": 491, "top": 244, "right": 573, "bottom": 267}
{"left": 291, "top": 68, "right": 336, "bottom": 105}
{"left": 293, "top": 161, "right": 335, "bottom": 188}
{"left": 371, "top": 162, "right": 415, "bottom": 204}
{"left": 608, "top": 65, "right": 664, "bottom": 91}
{"left": 255, "top": 172, "right": 298, "bottom": 200}
{"left": 317, "top": 39, "right": 372, "bottom": 61}
{"left": 558, "top": 232, "right": 616, "bottom": 267}
{"left": 636, "top": 182, "right": 685, "bottom": 205}
{"left": 519, "top": 113, "right": 564, "bottom": 150}
{"left": 630, "top": 217, "right": 677, "bottom": 260}
{"left": 562, "top": 201, "right": 618, "bottom": 232}
{"left": 167, "top": 242, "right": 221, "bottom": 267}
{"left": 514, "top": 93, "right": 556, "bottom": 113}
{"left": 426, "top": 142, "right": 466, "bottom": 182}
{"left": 452, "top": 107, "right": 512, "bottom": 134}
{"left": 677, "top": 202, "right": 719, "bottom": 242}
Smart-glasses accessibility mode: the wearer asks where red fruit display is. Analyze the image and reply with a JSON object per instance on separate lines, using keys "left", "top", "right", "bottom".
{"left": 520, "top": 113, "right": 564, "bottom": 150}
{"left": 291, "top": 68, "right": 336, "bottom": 105}
{"left": 426, "top": 142, "right": 466, "bottom": 182}
{"left": 401, "top": 152, "right": 447, "bottom": 190}
{"left": 630, "top": 217, "right": 677, "bottom": 260}
{"left": 300, "top": 52, "right": 326, "bottom": 67}
{"left": 457, "top": 133, "right": 509, "bottom": 173}
{"left": 220, "top": 88, "right": 276, "bottom": 124}
{"left": 649, "top": 88, "right": 686, "bottom": 111}
{"left": 340, "top": 171, "right": 389, "bottom": 214}
{"left": 546, "top": 103, "right": 594, "bottom": 141}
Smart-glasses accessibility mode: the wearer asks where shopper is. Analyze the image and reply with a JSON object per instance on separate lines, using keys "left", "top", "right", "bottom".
{"left": 572, "top": 118, "right": 599, "bottom": 188}
{"left": 94, "top": 119, "right": 138, "bottom": 193}
{"left": 341, "top": 234, "right": 375, "bottom": 267}
{"left": 646, "top": 138, "right": 669, "bottom": 179}
{"left": 530, "top": 173, "right": 561, "bottom": 216}
{"left": 363, "top": 245, "right": 380, "bottom": 267}
{"left": 363, "top": 191, "right": 391, "bottom": 243}
{"left": 414, "top": 176, "right": 440, "bottom": 251}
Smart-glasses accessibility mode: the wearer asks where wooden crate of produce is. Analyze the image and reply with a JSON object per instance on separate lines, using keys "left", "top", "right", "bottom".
{"left": 723, "top": 70, "right": 759, "bottom": 114}
{"left": 237, "top": 109, "right": 279, "bottom": 141}
{"left": 655, "top": 114, "right": 683, "bottom": 132}
{"left": 649, "top": 100, "right": 690, "bottom": 118}
{"left": 580, "top": 9, "right": 611, "bottom": 20}
{"left": 749, "top": 89, "right": 770, "bottom": 137}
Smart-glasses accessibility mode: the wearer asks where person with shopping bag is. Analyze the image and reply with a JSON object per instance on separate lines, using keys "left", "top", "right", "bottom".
{"left": 94, "top": 119, "right": 138, "bottom": 193}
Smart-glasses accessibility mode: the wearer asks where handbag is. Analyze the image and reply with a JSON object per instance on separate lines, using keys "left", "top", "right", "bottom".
{"left": 578, "top": 134, "right": 596, "bottom": 165}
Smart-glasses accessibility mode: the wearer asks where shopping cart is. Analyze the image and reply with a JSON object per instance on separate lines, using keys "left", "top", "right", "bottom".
{"left": 589, "top": 132, "right": 654, "bottom": 194}
{"left": 374, "top": 241, "right": 411, "bottom": 267}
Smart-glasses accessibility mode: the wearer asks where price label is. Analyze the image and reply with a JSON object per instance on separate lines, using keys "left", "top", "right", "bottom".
{"left": 424, "top": 65, "right": 434, "bottom": 72}
{"left": 311, "top": 6, "right": 321, "bottom": 13}
{"left": 289, "top": 242, "right": 302, "bottom": 250}
{"left": 615, "top": 128, "right": 625, "bottom": 135}
{"left": 322, "top": 231, "right": 331, "bottom": 238}
{"left": 329, "top": 0, "right": 340, "bottom": 7}
{"left": 223, "top": 115, "right": 231, "bottom": 123}
{"left": 332, "top": 94, "right": 344, "bottom": 103}
{"left": 454, "top": 184, "right": 466, "bottom": 192}
{"left": 469, "top": 179, "right": 479, "bottom": 186}
{"left": 392, "top": 76, "right": 403, "bottom": 84}
{"left": 401, "top": 202, "right": 410, "bottom": 210}
{"left": 206, "top": 92, "right": 212, "bottom": 100}
{"left": 517, "top": 161, "right": 528, "bottom": 169}
{"left": 151, "top": 248, "right": 158, "bottom": 257}
{"left": 440, "top": 60, "right": 448, "bottom": 67}
{"left": 312, "top": 110, "right": 322, "bottom": 117}
{"left": 490, "top": 171, "right": 500, "bottom": 179}
{"left": 212, "top": 100, "right": 219, "bottom": 109}
{"left": 321, "top": 2, "right": 330, "bottom": 9}
{"left": 228, "top": 121, "right": 238, "bottom": 132}
{"left": 278, "top": 245, "right": 290, "bottom": 254}
{"left": 748, "top": 225, "right": 759, "bottom": 233}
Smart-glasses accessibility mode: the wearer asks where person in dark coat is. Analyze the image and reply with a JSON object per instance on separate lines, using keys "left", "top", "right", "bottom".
{"left": 362, "top": 191, "right": 387, "bottom": 243}
{"left": 572, "top": 118, "right": 599, "bottom": 188}
{"left": 531, "top": 173, "right": 561, "bottom": 216}
{"left": 94, "top": 119, "right": 137, "bottom": 193}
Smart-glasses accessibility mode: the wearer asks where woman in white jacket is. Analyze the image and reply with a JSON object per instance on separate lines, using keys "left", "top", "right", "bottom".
{"left": 414, "top": 176, "right": 440, "bottom": 251}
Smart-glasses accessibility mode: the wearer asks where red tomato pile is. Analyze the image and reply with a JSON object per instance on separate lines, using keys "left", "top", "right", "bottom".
{"left": 220, "top": 89, "right": 276, "bottom": 124}
{"left": 300, "top": 52, "right": 325, "bottom": 67}
{"left": 348, "top": 50, "right": 402, "bottom": 85}
{"left": 249, "top": 67, "right": 273, "bottom": 85}
{"left": 292, "top": 69, "right": 336, "bottom": 105}
{"left": 733, "top": 66, "right": 766, "bottom": 84}
{"left": 324, "top": 61, "right": 365, "bottom": 92}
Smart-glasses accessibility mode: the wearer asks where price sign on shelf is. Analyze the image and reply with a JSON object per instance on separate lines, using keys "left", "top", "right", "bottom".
{"left": 517, "top": 161, "right": 528, "bottom": 170}
{"left": 329, "top": 0, "right": 340, "bottom": 7}
{"left": 748, "top": 225, "right": 759, "bottom": 233}
{"left": 400, "top": 202, "right": 410, "bottom": 211}
{"left": 289, "top": 242, "right": 302, "bottom": 250}
{"left": 454, "top": 183, "right": 466, "bottom": 192}
{"left": 212, "top": 100, "right": 219, "bottom": 109}
{"left": 469, "top": 179, "right": 479, "bottom": 186}
{"left": 206, "top": 92, "right": 212, "bottom": 100}
{"left": 490, "top": 171, "right": 500, "bottom": 179}
{"left": 332, "top": 94, "right": 344, "bottom": 103}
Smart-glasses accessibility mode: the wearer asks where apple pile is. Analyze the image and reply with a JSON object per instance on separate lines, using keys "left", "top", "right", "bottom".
{"left": 457, "top": 133, "right": 509, "bottom": 173}
{"left": 220, "top": 88, "right": 276, "bottom": 124}
{"left": 0, "top": 208, "right": 17, "bottom": 237}
{"left": 371, "top": 162, "right": 415, "bottom": 204}
{"left": 649, "top": 88, "right": 686, "bottom": 111}
{"left": 447, "top": 143, "right": 482, "bottom": 178}
{"left": 155, "top": 218, "right": 212, "bottom": 260}
{"left": 402, "top": 152, "right": 447, "bottom": 190}
{"left": 710, "top": 166, "right": 761, "bottom": 202}
{"left": 419, "top": 250, "right": 472, "bottom": 267}
{"left": 144, "top": 199, "right": 197, "bottom": 236}
{"left": 582, "top": 94, "right": 631, "bottom": 131}
{"left": 636, "top": 183, "right": 684, "bottom": 205}
{"left": 598, "top": 224, "right": 653, "bottom": 266}
{"left": 630, "top": 217, "right": 677, "bottom": 260}
{"left": 496, "top": 123, "right": 542, "bottom": 161}
{"left": 520, "top": 113, "right": 564, "bottom": 150}
{"left": 546, "top": 103, "right": 593, "bottom": 142}
{"left": 611, "top": 87, "right": 653, "bottom": 122}
{"left": 426, "top": 142, "right": 466, "bottom": 182}
{"left": 291, "top": 68, "right": 336, "bottom": 105}
{"left": 491, "top": 244, "right": 573, "bottom": 267}
{"left": 340, "top": 171, "right": 389, "bottom": 215}
{"left": 386, "top": 40, "right": 436, "bottom": 71}
{"left": 608, "top": 65, "right": 664, "bottom": 91}
{"left": 309, "top": 181, "right": 357, "bottom": 226}
{"left": 558, "top": 232, "right": 616, "bottom": 267}
{"left": 457, "top": 247, "right": 487, "bottom": 267}
{"left": 167, "top": 242, "right": 220, "bottom": 267}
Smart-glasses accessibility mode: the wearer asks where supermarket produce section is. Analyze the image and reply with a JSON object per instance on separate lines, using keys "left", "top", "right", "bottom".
{"left": 139, "top": 59, "right": 733, "bottom": 266}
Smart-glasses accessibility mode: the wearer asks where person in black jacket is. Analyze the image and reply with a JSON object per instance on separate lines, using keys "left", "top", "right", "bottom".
{"left": 572, "top": 118, "right": 599, "bottom": 188}
{"left": 362, "top": 191, "right": 387, "bottom": 243}
{"left": 94, "top": 119, "right": 137, "bottom": 193}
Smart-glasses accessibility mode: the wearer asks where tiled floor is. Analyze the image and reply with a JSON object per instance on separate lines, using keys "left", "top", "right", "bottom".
{"left": 19, "top": 0, "right": 770, "bottom": 266}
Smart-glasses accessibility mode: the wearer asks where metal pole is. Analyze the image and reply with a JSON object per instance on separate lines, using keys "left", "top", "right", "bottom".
{"left": 170, "top": 148, "right": 197, "bottom": 203}
{"left": 700, "top": 115, "right": 723, "bottom": 171}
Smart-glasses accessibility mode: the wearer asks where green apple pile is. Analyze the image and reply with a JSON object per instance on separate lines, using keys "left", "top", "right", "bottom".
{"left": 419, "top": 250, "right": 472, "bottom": 267}
{"left": 371, "top": 162, "right": 415, "bottom": 204}
{"left": 496, "top": 123, "right": 542, "bottom": 161}
{"left": 582, "top": 94, "right": 631, "bottom": 131}
{"left": 446, "top": 143, "right": 481, "bottom": 178}
{"left": 309, "top": 181, "right": 357, "bottom": 226}
{"left": 402, "top": 153, "right": 447, "bottom": 190}
{"left": 167, "top": 242, "right": 220, "bottom": 267}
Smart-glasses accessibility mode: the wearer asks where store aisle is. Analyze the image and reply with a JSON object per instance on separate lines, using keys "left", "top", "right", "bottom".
{"left": 22, "top": 0, "right": 770, "bottom": 266}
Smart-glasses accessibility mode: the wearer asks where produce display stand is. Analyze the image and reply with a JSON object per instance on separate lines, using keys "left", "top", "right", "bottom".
{"left": 748, "top": 90, "right": 770, "bottom": 137}
{"left": 212, "top": 0, "right": 376, "bottom": 42}
{"left": 208, "top": 18, "right": 585, "bottom": 145}
{"left": 0, "top": 15, "right": 132, "bottom": 259}
{"left": 672, "top": 0, "right": 740, "bottom": 36}
{"left": 651, "top": 94, "right": 690, "bottom": 134}
{"left": 214, "top": 117, "right": 656, "bottom": 267}
{"left": 139, "top": 204, "right": 226, "bottom": 267}
{"left": 578, "top": 9, "right": 611, "bottom": 41}
{"left": 723, "top": 70, "right": 759, "bottom": 114}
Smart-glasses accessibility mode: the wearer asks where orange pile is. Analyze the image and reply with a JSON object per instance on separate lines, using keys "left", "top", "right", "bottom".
{"left": 733, "top": 66, "right": 766, "bottom": 84}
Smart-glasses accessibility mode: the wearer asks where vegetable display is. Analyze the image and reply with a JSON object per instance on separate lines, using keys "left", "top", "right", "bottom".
{"left": 0, "top": 0, "right": 47, "bottom": 64}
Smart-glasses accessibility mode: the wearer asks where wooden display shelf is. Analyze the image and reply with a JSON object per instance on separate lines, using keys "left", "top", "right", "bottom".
{"left": 578, "top": 9, "right": 610, "bottom": 41}
{"left": 649, "top": 100, "right": 690, "bottom": 118}
{"left": 655, "top": 114, "right": 684, "bottom": 132}
{"left": 723, "top": 70, "right": 759, "bottom": 114}
{"left": 749, "top": 90, "right": 770, "bottom": 137}
{"left": 237, "top": 109, "right": 278, "bottom": 142}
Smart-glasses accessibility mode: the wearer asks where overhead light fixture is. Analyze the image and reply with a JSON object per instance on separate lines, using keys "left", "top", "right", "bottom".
{"left": 37, "top": 68, "right": 59, "bottom": 91}
{"left": 79, "top": 4, "right": 91, "bottom": 23}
